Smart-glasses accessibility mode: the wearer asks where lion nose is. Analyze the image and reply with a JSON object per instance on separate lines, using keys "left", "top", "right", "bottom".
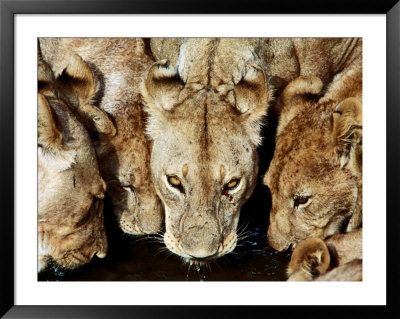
{"left": 135, "top": 197, "right": 164, "bottom": 234}
{"left": 96, "top": 251, "right": 106, "bottom": 258}
{"left": 180, "top": 212, "right": 220, "bottom": 259}
{"left": 267, "top": 223, "right": 291, "bottom": 251}
{"left": 180, "top": 230, "right": 220, "bottom": 259}
{"left": 180, "top": 240, "right": 219, "bottom": 259}
{"left": 95, "top": 223, "right": 108, "bottom": 259}
{"left": 95, "top": 242, "right": 108, "bottom": 259}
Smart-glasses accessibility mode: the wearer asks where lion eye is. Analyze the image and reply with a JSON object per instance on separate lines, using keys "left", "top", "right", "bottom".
{"left": 167, "top": 175, "right": 185, "bottom": 193}
{"left": 167, "top": 176, "right": 181, "bottom": 187}
{"left": 294, "top": 196, "right": 310, "bottom": 207}
{"left": 224, "top": 179, "right": 240, "bottom": 191}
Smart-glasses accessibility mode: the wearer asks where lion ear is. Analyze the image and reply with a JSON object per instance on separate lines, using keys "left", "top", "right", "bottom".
{"left": 333, "top": 98, "right": 362, "bottom": 233}
{"left": 276, "top": 76, "right": 324, "bottom": 136}
{"left": 233, "top": 64, "right": 269, "bottom": 146}
{"left": 234, "top": 64, "right": 269, "bottom": 114}
{"left": 142, "top": 59, "right": 184, "bottom": 111}
{"left": 332, "top": 97, "right": 362, "bottom": 170}
{"left": 38, "top": 93, "right": 76, "bottom": 171}
{"left": 56, "top": 54, "right": 116, "bottom": 136}
{"left": 38, "top": 93, "right": 63, "bottom": 151}
{"left": 38, "top": 60, "right": 57, "bottom": 97}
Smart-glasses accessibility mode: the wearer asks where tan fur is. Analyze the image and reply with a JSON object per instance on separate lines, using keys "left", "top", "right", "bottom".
{"left": 39, "top": 38, "right": 163, "bottom": 235}
{"left": 151, "top": 38, "right": 360, "bottom": 85}
{"left": 264, "top": 38, "right": 361, "bottom": 118}
{"left": 325, "top": 228, "right": 363, "bottom": 265}
{"left": 143, "top": 38, "right": 271, "bottom": 262}
{"left": 143, "top": 37, "right": 361, "bottom": 262}
{"left": 316, "top": 259, "right": 362, "bottom": 281}
{"left": 55, "top": 54, "right": 116, "bottom": 136}
{"left": 38, "top": 93, "right": 63, "bottom": 153}
{"left": 287, "top": 238, "right": 331, "bottom": 281}
{"left": 38, "top": 67, "right": 108, "bottom": 272}
{"left": 287, "top": 229, "right": 362, "bottom": 281}
{"left": 264, "top": 40, "right": 362, "bottom": 251}
{"left": 39, "top": 54, "right": 116, "bottom": 137}
{"left": 276, "top": 76, "right": 324, "bottom": 137}
{"left": 263, "top": 38, "right": 361, "bottom": 84}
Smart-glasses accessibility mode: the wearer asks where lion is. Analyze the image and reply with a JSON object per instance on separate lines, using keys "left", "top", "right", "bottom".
{"left": 39, "top": 38, "right": 163, "bottom": 235}
{"left": 263, "top": 38, "right": 361, "bottom": 85}
{"left": 286, "top": 229, "right": 362, "bottom": 281}
{"left": 141, "top": 38, "right": 272, "bottom": 262}
{"left": 151, "top": 38, "right": 361, "bottom": 112}
{"left": 38, "top": 59, "right": 108, "bottom": 272}
{"left": 263, "top": 42, "right": 362, "bottom": 252}
{"left": 142, "top": 37, "right": 362, "bottom": 263}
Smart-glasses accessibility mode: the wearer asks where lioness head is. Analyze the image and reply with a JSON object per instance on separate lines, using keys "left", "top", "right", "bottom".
{"left": 38, "top": 59, "right": 109, "bottom": 272}
{"left": 38, "top": 38, "right": 164, "bottom": 236}
{"left": 95, "top": 123, "right": 163, "bottom": 235}
{"left": 264, "top": 77, "right": 362, "bottom": 251}
{"left": 142, "top": 59, "right": 269, "bottom": 262}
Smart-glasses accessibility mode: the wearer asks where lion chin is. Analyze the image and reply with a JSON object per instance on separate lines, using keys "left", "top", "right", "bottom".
{"left": 163, "top": 230, "right": 238, "bottom": 264}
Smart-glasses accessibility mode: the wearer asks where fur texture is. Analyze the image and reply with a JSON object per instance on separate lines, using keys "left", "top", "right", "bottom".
{"left": 263, "top": 38, "right": 360, "bottom": 85}
{"left": 38, "top": 60, "right": 108, "bottom": 272}
{"left": 264, "top": 39, "right": 362, "bottom": 251}
{"left": 39, "top": 38, "right": 163, "bottom": 235}
{"left": 287, "top": 229, "right": 362, "bottom": 281}
{"left": 143, "top": 38, "right": 270, "bottom": 261}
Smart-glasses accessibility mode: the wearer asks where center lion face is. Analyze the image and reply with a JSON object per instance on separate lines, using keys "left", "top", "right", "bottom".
{"left": 150, "top": 92, "right": 259, "bottom": 261}
{"left": 142, "top": 59, "right": 269, "bottom": 262}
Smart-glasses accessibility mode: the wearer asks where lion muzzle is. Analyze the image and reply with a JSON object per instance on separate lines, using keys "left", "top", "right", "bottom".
{"left": 267, "top": 221, "right": 291, "bottom": 251}
{"left": 180, "top": 215, "right": 221, "bottom": 259}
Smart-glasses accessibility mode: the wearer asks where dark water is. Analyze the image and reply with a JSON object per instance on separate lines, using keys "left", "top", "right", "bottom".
{"left": 38, "top": 190, "right": 290, "bottom": 282}
{"left": 38, "top": 117, "right": 292, "bottom": 282}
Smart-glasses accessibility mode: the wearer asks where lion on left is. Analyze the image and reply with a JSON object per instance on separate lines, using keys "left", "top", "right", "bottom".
{"left": 38, "top": 57, "right": 110, "bottom": 272}
{"left": 39, "top": 38, "right": 163, "bottom": 236}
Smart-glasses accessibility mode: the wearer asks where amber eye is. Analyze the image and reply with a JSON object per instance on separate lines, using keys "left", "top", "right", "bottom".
{"left": 167, "top": 175, "right": 185, "bottom": 193}
{"left": 168, "top": 176, "right": 181, "bottom": 186}
{"left": 294, "top": 196, "right": 310, "bottom": 207}
{"left": 224, "top": 179, "right": 240, "bottom": 191}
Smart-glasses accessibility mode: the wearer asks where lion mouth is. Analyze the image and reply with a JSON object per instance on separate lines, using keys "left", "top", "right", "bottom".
{"left": 183, "top": 251, "right": 220, "bottom": 264}
{"left": 164, "top": 229, "right": 239, "bottom": 263}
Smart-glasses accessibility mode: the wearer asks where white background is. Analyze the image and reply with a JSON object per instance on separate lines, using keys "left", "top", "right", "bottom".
{"left": 15, "top": 14, "right": 386, "bottom": 305}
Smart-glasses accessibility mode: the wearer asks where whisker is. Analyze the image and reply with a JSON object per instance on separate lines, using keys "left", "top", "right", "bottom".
{"left": 237, "top": 233, "right": 252, "bottom": 244}
{"left": 186, "top": 263, "right": 193, "bottom": 279}
{"left": 154, "top": 246, "right": 170, "bottom": 257}
{"left": 160, "top": 250, "right": 175, "bottom": 263}
{"left": 220, "top": 255, "right": 231, "bottom": 266}
{"left": 236, "top": 220, "right": 251, "bottom": 239}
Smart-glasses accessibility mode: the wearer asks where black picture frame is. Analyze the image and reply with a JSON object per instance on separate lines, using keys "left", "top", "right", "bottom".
{"left": 1, "top": 0, "right": 399, "bottom": 318}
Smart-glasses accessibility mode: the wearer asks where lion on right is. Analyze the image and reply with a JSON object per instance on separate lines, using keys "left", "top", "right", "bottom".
{"left": 263, "top": 47, "right": 362, "bottom": 280}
